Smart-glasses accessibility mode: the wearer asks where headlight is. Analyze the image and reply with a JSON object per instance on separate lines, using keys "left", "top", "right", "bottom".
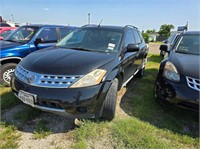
{"left": 70, "top": 69, "right": 106, "bottom": 88}
{"left": 163, "top": 61, "right": 180, "bottom": 82}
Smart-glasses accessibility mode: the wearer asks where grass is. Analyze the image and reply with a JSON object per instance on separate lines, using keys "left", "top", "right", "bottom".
{"left": 0, "top": 87, "right": 21, "bottom": 111}
{"left": 33, "top": 120, "right": 52, "bottom": 139}
{"left": 0, "top": 122, "right": 20, "bottom": 149}
{"left": 13, "top": 107, "right": 41, "bottom": 123}
{"left": 69, "top": 54, "right": 199, "bottom": 148}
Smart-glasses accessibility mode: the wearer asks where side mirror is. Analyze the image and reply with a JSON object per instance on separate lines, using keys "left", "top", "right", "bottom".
{"left": 34, "top": 38, "right": 43, "bottom": 46}
{"left": 126, "top": 44, "right": 139, "bottom": 52}
{"left": 0, "top": 36, "right": 4, "bottom": 40}
{"left": 162, "top": 40, "right": 167, "bottom": 43}
{"left": 159, "top": 44, "right": 168, "bottom": 52}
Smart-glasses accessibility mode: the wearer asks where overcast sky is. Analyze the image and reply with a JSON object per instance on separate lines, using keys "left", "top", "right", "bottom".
{"left": 1, "top": 0, "right": 199, "bottom": 31}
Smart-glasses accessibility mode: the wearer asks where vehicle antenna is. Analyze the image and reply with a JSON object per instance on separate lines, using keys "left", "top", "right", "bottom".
{"left": 98, "top": 19, "right": 103, "bottom": 27}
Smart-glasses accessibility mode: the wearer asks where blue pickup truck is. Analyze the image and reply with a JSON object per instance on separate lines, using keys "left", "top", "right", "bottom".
{"left": 0, "top": 24, "right": 76, "bottom": 86}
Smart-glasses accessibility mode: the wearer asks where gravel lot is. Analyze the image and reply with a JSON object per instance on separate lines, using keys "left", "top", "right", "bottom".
{"left": 148, "top": 42, "right": 160, "bottom": 54}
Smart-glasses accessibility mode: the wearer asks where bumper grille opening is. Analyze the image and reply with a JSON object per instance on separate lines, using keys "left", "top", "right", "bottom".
{"left": 37, "top": 101, "right": 63, "bottom": 109}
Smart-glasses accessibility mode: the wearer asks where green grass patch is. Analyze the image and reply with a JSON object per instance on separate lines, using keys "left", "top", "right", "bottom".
{"left": 0, "top": 122, "right": 20, "bottom": 149}
{"left": 13, "top": 107, "right": 42, "bottom": 123}
{"left": 69, "top": 54, "right": 199, "bottom": 148}
{"left": 0, "top": 88, "right": 21, "bottom": 111}
{"left": 33, "top": 120, "right": 52, "bottom": 139}
{"left": 71, "top": 120, "right": 110, "bottom": 149}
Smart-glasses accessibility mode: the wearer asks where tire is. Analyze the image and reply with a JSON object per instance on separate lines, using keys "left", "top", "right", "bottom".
{"left": 100, "top": 78, "right": 118, "bottom": 121}
{"left": 0, "top": 63, "right": 17, "bottom": 86}
{"left": 154, "top": 80, "right": 172, "bottom": 106}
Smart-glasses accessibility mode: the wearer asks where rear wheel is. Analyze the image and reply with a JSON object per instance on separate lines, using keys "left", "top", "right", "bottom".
{"left": 0, "top": 63, "right": 17, "bottom": 86}
{"left": 100, "top": 78, "right": 118, "bottom": 121}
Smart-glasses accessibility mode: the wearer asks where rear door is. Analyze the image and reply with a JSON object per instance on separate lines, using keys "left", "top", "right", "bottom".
{"left": 121, "top": 29, "right": 138, "bottom": 82}
{"left": 132, "top": 30, "right": 146, "bottom": 71}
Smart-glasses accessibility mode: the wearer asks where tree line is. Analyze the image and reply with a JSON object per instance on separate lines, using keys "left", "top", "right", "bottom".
{"left": 142, "top": 24, "right": 175, "bottom": 42}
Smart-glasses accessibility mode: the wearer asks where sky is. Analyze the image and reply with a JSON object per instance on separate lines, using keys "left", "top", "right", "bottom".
{"left": 0, "top": 0, "right": 200, "bottom": 31}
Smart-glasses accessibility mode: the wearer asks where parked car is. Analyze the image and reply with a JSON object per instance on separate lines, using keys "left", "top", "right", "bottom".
{"left": 0, "top": 29, "right": 15, "bottom": 40}
{"left": 0, "top": 22, "right": 16, "bottom": 34}
{"left": 159, "top": 31, "right": 181, "bottom": 57}
{"left": 11, "top": 25, "right": 148, "bottom": 120}
{"left": 155, "top": 31, "right": 199, "bottom": 112}
{"left": 0, "top": 24, "right": 76, "bottom": 86}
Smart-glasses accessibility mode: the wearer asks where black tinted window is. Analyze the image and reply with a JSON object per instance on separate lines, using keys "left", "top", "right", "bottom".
{"left": 133, "top": 30, "right": 141, "bottom": 44}
{"left": 59, "top": 28, "right": 73, "bottom": 39}
{"left": 0, "top": 23, "right": 11, "bottom": 27}
{"left": 124, "top": 30, "right": 135, "bottom": 47}
{"left": 37, "top": 28, "right": 58, "bottom": 43}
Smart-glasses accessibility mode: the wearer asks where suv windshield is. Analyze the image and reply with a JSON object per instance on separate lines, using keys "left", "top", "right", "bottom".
{"left": 5, "top": 26, "right": 38, "bottom": 44}
{"left": 175, "top": 34, "right": 200, "bottom": 55}
{"left": 56, "top": 28, "right": 123, "bottom": 52}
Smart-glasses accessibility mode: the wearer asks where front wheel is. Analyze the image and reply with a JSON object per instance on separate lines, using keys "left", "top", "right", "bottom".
{"left": 0, "top": 63, "right": 17, "bottom": 86}
{"left": 100, "top": 78, "right": 118, "bottom": 121}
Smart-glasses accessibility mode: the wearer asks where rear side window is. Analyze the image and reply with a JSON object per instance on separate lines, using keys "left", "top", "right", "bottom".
{"left": 59, "top": 27, "right": 73, "bottom": 39}
{"left": 37, "top": 28, "right": 58, "bottom": 43}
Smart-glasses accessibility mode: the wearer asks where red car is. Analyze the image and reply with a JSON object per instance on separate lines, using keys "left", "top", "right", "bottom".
{"left": 0, "top": 22, "right": 16, "bottom": 34}
{"left": 0, "top": 22, "right": 16, "bottom": 40}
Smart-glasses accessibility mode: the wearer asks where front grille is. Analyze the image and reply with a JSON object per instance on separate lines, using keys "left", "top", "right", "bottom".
{"left": 186, "top": 76, "right": 200, "bottom": 92}
{"left": 15, "top": 65, "right": 82, "bottom": 88}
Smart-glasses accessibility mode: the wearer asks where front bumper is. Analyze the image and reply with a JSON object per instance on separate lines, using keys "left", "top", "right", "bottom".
{"left": 11, "top": 74, "right": 112, "bottom": 118}
{"left": 156, "top": 76, "right": 199, "bottom": 112}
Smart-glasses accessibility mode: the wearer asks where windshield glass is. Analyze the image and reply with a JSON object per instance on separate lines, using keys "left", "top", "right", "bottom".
{"left": 56, "top": 28, "right": 123, "bottom": 52}
{"left": 5, "top": 26, "right": 38, "bottom": 44}
{"left": 175, "top": 34, "right": 200, "bottom": 55}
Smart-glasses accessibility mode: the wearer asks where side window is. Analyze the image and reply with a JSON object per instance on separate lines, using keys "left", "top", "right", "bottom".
{"left": 133, "top": 30, "right": 141, "bottom": 44}
{"left": 137, "top": 31, "right": 144, "bottom": 43}
{"left": 59, "top": 28, "right": 73, "bottom": 39}
{"left": 124, "top": 30, "right": 135, "bottom": 47}
{"left": 37, "top": 28, "right": 58, "bottom": 43}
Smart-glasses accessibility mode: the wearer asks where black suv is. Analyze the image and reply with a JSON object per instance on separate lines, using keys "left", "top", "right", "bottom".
{"left": 155, "top": 31, "right": 199, "bottom": 111}
{"left": 11, "top": 25, "right": 148, "bottom": 120}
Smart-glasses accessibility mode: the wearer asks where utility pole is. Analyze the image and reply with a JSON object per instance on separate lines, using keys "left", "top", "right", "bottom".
{"left": 11, "top": 14, "right": 14, "bottom": 22}
{"left": 88, "top": 13, "right": 90, "bottom": 24}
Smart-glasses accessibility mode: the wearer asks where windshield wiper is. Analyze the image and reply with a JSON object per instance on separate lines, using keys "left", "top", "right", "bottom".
{"left": 5, "top": 39, "right": 17, "bottom": 43}
{"left": 70, "top": 47, "right": 92, "bottom": 52}
{"left": 176, "top": 50, "right": 188, "bottom": 54}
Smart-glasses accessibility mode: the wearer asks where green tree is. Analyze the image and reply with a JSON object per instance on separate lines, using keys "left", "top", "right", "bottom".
{"left": 146, "top": 29, "right": 156, "bottom": 34}
{"left": 142, "top": 31, "right": 149, "bottom": 43}
{"left": 158, "top": 24, "right": 174, "bottom": 38}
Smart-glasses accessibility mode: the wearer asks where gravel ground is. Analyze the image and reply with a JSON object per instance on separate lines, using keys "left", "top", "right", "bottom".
{"left": 148, "top": 42, "right": 160, "bottom": 54}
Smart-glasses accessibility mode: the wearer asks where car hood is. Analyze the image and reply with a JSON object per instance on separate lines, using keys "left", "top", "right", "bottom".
{"left": 20, "top": 47, "right": 116, "bottom": 75}
{"left": 0, "top": 40, "right": 22, "bottom": 50}
{"left": 169, "top": 52, "right": 200, "bottom": 78}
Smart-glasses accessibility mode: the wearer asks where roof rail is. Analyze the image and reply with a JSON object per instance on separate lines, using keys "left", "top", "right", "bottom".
{"left": 81, "top": 24, "right": 98, "bottom": 27}
{"left": 124, "top": 25, "right": 138, "bottom": 30}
